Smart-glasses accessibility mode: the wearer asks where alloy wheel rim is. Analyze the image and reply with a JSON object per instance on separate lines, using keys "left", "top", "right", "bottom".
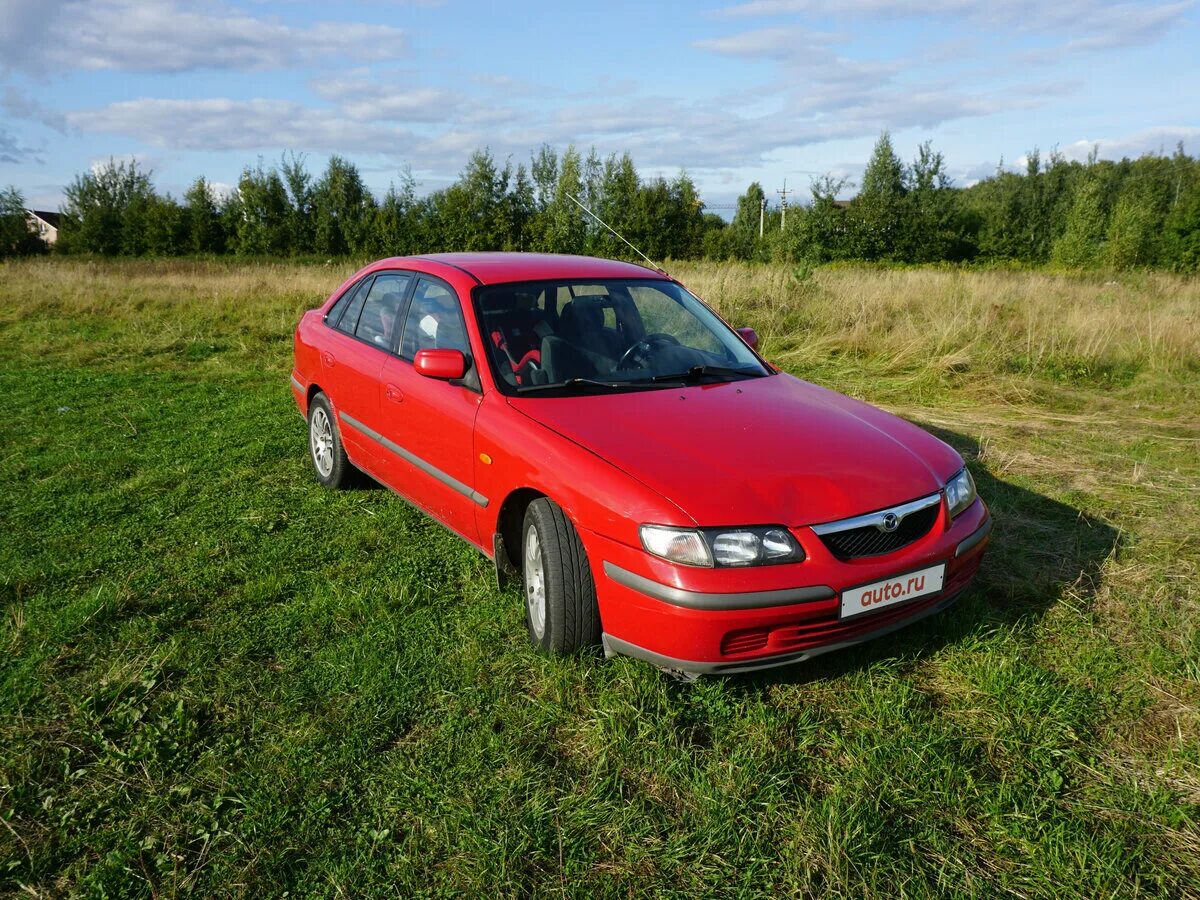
{"left": 525, "top": 526, "right": 546, "bottom": 640}
{"left": 310, "top": 407, "right": 334, "bottom": 477}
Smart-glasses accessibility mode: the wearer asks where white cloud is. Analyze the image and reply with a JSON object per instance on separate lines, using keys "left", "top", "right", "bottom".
{"left": 711, "top": 0, "right": 1192, "bottom": 54}
{"left": 67, "top": 98, "right": 410, "bottom": 154}
{"left": 713, "top": 0, "right": 1186, "bottom": 27}
{"left": 687, "top": 21, "right": 1041, "bottom": 159}
{"left": 957, "top": 158, "right": 1014, "bottom": 186}
{"left": 0, "top": 0, "right": 407, "bottom": 74}
{"left": 45, "top": 0, "right": 1189, "bottom": 185}
{"left": 693, "top": 25, "right": 836, "bottom": 60}
{"left": 1055, "top": 126, "right": 1200, "bottom": 161}
{"left": 1032, "top": 1, "right": 1191, "bottom": 56}
{"left": 0, "top": 0, "right": 68, "bottom": 74}
{"left": 310, "top": 79, "right": 458, "bottom": 123}
{"left": 63, "top": 57, "right": 1061, "bottom": 176}
{"left": 956, "top": 126, "right": 1200, "bottom": 185}
{"left": 469, "top": 73, "right": 538, "bottom": 96}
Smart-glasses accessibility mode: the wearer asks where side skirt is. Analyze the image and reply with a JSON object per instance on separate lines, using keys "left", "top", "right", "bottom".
{"left": 351, "top": 457, "right": 493, "bottom": 561}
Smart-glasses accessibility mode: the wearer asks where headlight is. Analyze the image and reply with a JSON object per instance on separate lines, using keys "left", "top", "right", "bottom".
{"left": 945, "top": 467, "right": 977, "bottom": 518}
{"left": 640, "top": 525, "right": 804, "bottom": 567}
{"left": 709, "top": 527, "right": 803, "bottom": 566}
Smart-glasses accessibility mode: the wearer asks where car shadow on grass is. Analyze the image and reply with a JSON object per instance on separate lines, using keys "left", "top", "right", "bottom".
{"left": 722, "top": 423, "right": 1121, "bottom": 690}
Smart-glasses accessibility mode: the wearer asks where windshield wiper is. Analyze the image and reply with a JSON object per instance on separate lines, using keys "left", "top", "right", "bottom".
{"left": 517, "top": 377, "right": 653, "bottom": 394}
{"left": 647, "top": 364, "right": 767, "bottom": 384}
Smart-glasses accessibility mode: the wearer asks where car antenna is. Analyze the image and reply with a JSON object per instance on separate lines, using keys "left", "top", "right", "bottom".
{"left": 568, "top": 194, "right": 668, "bottom": 276}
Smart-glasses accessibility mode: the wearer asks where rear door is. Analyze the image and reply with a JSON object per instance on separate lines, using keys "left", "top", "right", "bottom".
{"left": 320, "top": 271, "right": 414, "bottom": 471}
{"left": 377, "top": 276, "right": 484, "bottom": 543}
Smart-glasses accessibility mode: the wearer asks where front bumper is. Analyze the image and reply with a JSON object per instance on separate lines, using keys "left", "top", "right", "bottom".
{"left": 583, "top": 499, "right": 991, "bottom": 674}
{"left": 602, "top": 587, "right": 968, "bottom": 675}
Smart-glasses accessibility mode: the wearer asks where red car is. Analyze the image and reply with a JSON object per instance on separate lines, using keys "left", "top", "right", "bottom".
{"left": 291, "top": 253, "right": 990, "bottom": 675}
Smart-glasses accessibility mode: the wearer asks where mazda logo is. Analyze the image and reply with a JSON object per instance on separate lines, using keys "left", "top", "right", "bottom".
{"left": 878, "top": 512, "right": 900, "bottom": 533}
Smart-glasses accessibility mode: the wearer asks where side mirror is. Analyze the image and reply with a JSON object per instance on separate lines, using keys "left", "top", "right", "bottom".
{"left": 414, "top": 348, "right": 467, "bottom": 380}
{"left": 737, "top": 327, "right": 759, "bottom": 352}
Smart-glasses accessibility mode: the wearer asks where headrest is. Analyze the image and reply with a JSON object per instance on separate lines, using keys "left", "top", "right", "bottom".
{"left": 560, "top": 296, "right": 609, "bottom": 337}
{"left": 568, "top": 294, "right": 609, "bottom": 311}
{"left": 375, "top": 284, "right": 403, "bottom": 304}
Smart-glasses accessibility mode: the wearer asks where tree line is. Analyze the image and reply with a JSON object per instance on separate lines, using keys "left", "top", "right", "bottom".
{"left": 2, "top": 134, "right": 1198, "bottom": 271}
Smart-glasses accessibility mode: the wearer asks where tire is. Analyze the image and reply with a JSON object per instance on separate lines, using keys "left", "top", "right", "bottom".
{"left": 307, "top": 393, "right": 355, "bottom": 489}
{"left": 522, "top": 498, "right": 601, "bottom": 653}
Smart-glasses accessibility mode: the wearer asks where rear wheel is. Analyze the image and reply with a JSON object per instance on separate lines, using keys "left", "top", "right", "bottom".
{"left": 308, "top": 393, "right": 355, "bottom": 489}
{"left": 522, "top": 498, "right": 601, "bottom": 653}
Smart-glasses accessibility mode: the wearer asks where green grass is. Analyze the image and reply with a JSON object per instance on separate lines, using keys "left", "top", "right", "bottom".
{"left": 1, "top": 258, "right": 1197, "bottom": 897}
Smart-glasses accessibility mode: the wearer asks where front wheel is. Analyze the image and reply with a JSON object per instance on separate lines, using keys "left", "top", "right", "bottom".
{"left": 522, "top": 499, "right": 601, "bottom": 653}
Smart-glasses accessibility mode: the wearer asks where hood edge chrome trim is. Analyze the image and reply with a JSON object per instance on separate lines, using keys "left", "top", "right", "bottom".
{"left": 810, "top": 491, "right": 942, "bottom": 536}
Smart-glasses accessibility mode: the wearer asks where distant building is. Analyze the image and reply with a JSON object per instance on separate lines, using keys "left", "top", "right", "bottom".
{"left": 26, "top": 210, "right": 61, "bottom": 245}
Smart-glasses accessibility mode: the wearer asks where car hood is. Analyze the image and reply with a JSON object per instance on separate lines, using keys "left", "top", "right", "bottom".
{"left": 506, "top": 373, "right": 963, "bottom": 527}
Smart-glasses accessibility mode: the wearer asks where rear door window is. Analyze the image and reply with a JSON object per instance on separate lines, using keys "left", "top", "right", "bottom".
{"left": 354, "top": 273, "right": 412, "bottom": 350}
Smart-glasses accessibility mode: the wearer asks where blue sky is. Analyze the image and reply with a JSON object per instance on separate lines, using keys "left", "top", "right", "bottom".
{"left": 1, "top": 0, "right": 1197, "bottom": 211}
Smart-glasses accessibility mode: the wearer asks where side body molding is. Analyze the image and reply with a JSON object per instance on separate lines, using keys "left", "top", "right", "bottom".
{"left": 339, "top": 411, "right": 489, "bottom": 508}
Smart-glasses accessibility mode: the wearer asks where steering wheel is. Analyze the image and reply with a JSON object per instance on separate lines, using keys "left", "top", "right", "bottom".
{"left": 614, "top": 333, "right": 681, "bottom": 370}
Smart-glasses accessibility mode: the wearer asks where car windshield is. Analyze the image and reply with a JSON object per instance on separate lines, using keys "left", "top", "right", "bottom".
{"left": 474, "top": 279, "right": 769, "bottom": 394}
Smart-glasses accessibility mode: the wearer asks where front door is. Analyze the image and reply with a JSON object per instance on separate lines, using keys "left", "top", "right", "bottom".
{"left": 376, "top": 276, "right": 484, "bottom": 544}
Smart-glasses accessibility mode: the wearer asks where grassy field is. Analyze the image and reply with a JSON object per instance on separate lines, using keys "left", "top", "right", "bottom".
{"left": 1, "top": 257, "right": 1197, "bottom": 897}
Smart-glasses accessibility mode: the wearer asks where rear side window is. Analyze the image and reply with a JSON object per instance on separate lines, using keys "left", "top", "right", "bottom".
{"left": 334, "top": 277, "right": 373, "bottom": 335}
{"left": 354, "top": 273, "right": 412, "bottom": 350}
{"left": 326, "top": 277, "right": 367, "bottom": 328}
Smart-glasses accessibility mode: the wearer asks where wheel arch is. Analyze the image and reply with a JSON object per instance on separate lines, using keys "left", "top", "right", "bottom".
{"left": 493, "top": 487, "right": 547, "bottom": 586}
{"left": 305, "top": 382, "right": 325, "bottom": 412}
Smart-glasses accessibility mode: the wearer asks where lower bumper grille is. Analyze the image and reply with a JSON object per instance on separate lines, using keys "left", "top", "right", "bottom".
{"left": 720, "top": 553, "right": 982, "bottom": 658}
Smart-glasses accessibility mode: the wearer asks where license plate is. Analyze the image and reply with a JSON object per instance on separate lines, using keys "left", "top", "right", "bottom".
{"left": 840, "top": 563, "right": 946, "bottom": 619}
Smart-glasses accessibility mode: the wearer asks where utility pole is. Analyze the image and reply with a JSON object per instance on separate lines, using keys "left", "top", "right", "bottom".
{"left": 759, "top": 196, "right": 765, "bottom": 238}
{"left": 776, "top": 179, "right": 791, "bottom": 230}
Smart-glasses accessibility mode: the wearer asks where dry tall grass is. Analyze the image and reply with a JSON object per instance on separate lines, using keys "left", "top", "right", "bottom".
{"left": 4, "top": 258, "right": 1197, "bottom": 386}
{"left": 0, "top": 258, "right": 354, "bottom": 370}
{"left": 674, "top": 261, "right": 1200, "bottom": 385}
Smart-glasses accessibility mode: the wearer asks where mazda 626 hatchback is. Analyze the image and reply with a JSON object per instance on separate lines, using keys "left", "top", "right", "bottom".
{"left": 291, "top": 253, "right": 990, "bottom": 674}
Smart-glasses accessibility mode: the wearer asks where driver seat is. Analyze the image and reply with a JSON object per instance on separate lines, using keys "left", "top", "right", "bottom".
{"left": 559, "top": 296, "right": 622, "bottom": 359}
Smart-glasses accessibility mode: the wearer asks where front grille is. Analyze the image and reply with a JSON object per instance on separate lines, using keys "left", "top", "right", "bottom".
{"left": 818, "top": 503, "right": 939, "bottom": 559}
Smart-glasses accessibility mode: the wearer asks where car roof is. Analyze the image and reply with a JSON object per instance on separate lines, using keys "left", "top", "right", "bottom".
{"left": 376, "top": 252, "right": 670, "bottom": 286}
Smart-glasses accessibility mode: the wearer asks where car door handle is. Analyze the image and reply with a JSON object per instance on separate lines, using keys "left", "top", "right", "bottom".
{"left": 322, "top": 351, "right": 335, "bottom": 367}
{"left": 385, "top": 383, "right": 404, "bottom": 403}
